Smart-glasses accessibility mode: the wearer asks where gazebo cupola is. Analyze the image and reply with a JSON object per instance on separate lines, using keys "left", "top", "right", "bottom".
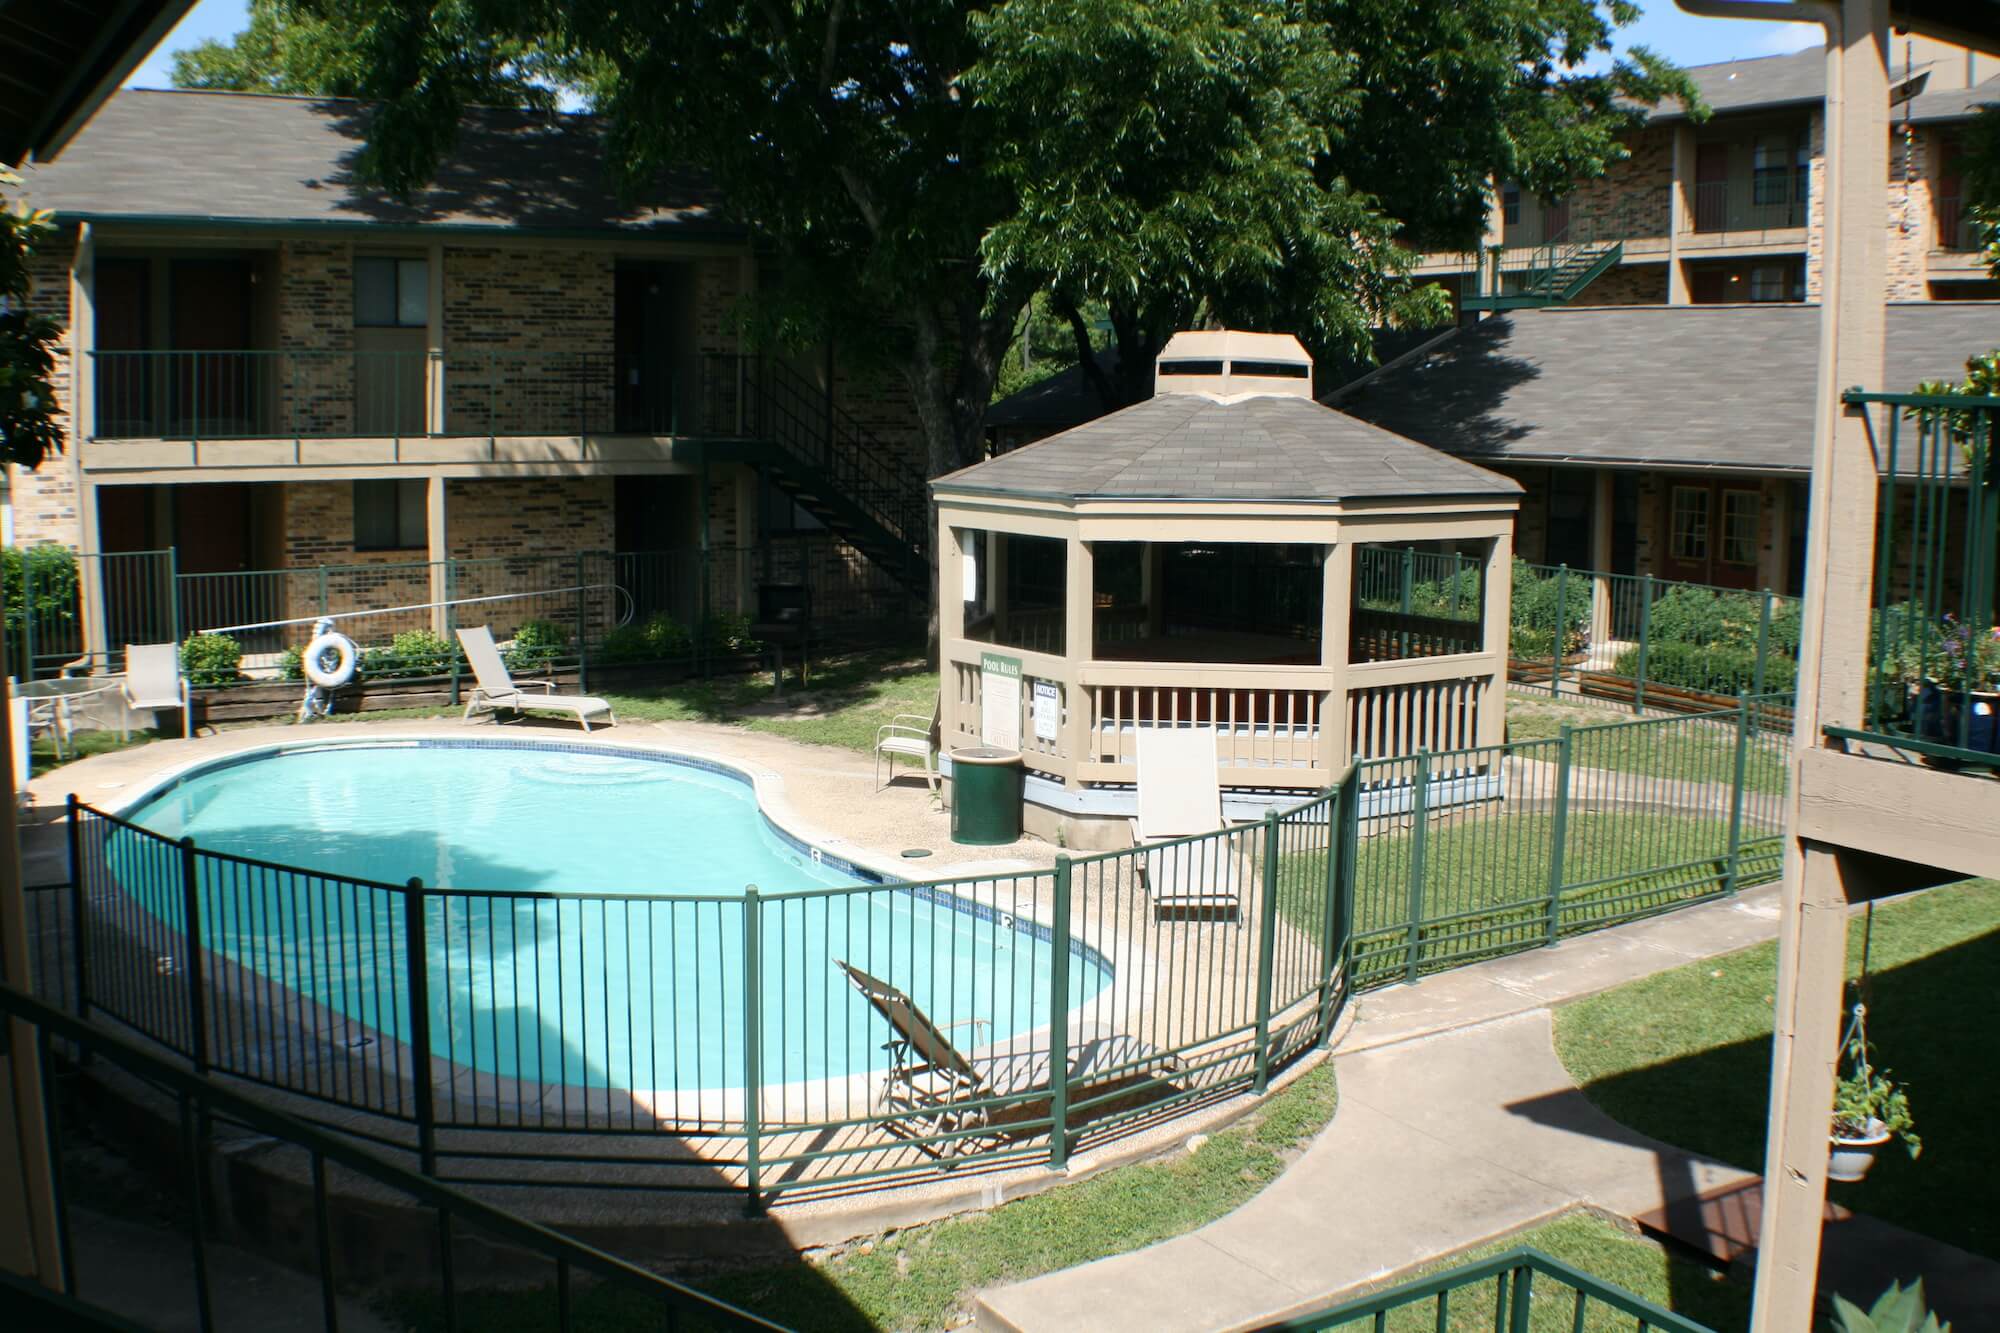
{"left": 937, "top": 331, "right": 1523, "bottom": 847}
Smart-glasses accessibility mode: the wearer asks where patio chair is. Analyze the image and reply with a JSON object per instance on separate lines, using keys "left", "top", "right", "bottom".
{"left": 875, "top": 700, "right": 941, "bottom": 792}
{"left": 121, "top": 643, "right": 192, "bottom": 739}
{"left": 1129, "top": 725, "right": 1244, "bottom": 915}
{"left": 837, "top": 960, "right": 1176, "bottom": 1157}
{"left": 457, "top": 625, "right": 615, "bottom": 731}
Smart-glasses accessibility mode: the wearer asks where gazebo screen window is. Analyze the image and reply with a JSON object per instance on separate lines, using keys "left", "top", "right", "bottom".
{"left": 1349, "top": 540, "right": 1488, "bottom": 663}
{"left": 1092, "top": 542, "right": 1323, "bottom": 665}
{"left": 959, "top": 529, "right": 1067, "bottom": 655}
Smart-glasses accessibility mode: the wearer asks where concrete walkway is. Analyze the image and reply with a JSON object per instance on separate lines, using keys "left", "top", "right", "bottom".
{"left": 976, "top": 885, "right": 2000, "bottom": 1332}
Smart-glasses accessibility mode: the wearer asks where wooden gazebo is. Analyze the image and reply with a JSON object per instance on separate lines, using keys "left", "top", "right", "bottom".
{"left": 936, "top": 331, "right": 1522, "bottom": 845}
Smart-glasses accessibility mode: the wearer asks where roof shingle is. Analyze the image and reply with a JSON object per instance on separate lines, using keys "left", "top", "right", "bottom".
{"left": 938, "top": 394, "right": 1522, "bottom": 504}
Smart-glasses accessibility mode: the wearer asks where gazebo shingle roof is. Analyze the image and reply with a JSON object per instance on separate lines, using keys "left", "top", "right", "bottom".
{"left": 936, "top": 393, "right": 1522, "bottom": 504}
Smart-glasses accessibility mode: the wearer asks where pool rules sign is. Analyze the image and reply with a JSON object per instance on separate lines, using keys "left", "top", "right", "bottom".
{"left": 980, "top": 652, "right": 1022, "bottom": 750}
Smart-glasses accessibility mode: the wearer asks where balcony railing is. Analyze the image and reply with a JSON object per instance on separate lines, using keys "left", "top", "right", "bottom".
{"left": 1690, "top": 176, "right": 1810, "bottom": 237}
{"left": 1934, "top": 195, "right": 1982, "bottom": 253}
{"left": 88, "top": 349, "right": 759, "bottom": 443}
{"left": 1836, "top": 390, "right": 2000, "bottom": 769}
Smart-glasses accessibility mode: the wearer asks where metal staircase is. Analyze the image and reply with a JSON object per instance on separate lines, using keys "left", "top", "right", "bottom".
{"left": 1461, "top": 229, "right": 1625, "bottom": 311}
{"left": 715, "top": 359, "right": 930, "bottom": 592}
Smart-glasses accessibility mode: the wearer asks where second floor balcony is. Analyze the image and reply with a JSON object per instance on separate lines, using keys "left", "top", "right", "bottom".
{"left": 88, "top": 348, "right": 763, "bottom": 446}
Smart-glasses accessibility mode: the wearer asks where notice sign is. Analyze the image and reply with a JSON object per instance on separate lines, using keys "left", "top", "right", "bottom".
{"left": 980, "top": 651, "right": 1022, "bottom": 750}
{"left": 1032, "top": 679, "right": 1060, "bottom": 743}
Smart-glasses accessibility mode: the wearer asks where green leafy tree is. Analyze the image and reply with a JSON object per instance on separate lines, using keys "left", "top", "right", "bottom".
{"left": 170, "top": 0, "right": 580, "bottom": 111}
{"left": 247, "top": 0, "right": 1694, "bottom": 481}
{"left": 0, "top": 170, "right": 63, "bottom": 470}
{"left": 982, "top": 0, "right": 1704, "bottom": 411}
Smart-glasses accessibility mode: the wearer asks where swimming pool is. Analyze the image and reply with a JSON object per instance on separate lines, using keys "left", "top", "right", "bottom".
{"left": 109, "top": 740, "right": 1108, "bottom": 1093}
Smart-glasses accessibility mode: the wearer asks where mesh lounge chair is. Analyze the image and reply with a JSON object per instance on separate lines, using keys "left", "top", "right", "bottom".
{"left": 874, "top": 701, "right": 941, "bottom": 792}
{"left": 121, "top": 643, "right": 192, "bottom": 739}
{"left": 457, "top": 625, "right": 615, "bottom": 731}
{"left": 1129, "top": 726, "right": 1244, "bottom": 915}
{"left": 837, "top": 959, "right": 1175, "bottom": 1156}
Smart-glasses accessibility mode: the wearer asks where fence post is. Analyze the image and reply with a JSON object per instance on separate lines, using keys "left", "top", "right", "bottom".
{"left": 1550, "top": 565, "right": 1568, "bottom": 699}
{"left": 1254, "top": 811, "right": 1282, "bottom": 1094}
{"left": 446, "top": 561, "right": 461, "bottom": 707}
{"left": 402, "top": 879, "right": 437, "bottom": 1176}
{"left": 1316, "top": 780, "right": 1351, "bottom": 1044}
{"left": 178, "top": 837, "right": 209, "bottom": 1075}
{"left": 317, "top": 564, "right": 329, "bottom": 620}
{"left": 66, "top": 794, "right": 88, "bottom": 1019}
{"left": 1047, "top": 855, "right": 1073, "bottom": 1170}
{"left": 1724, "top": 693, "right": 1752, "bottom": 897}
{"left": 1752, "top": 589, "right": 1773, "bottom": 701}
{"left": 166, "top": 545, "right": 183, "bottom": 654}
{"left": 1403, "top": 749, "right": 1431, "bottom": 985}
{"left": 573, "top": 550, "right": 589, "bottom": 694}
{"left": 1634, "top": 574, "right": 1654, "bottom": 715}
{"left": 1545, "top": 726, "right": 1573, "bottom": 947}
{"left": 22, "top": 555, "right": 37, "bottom": 680}
{"left": 742, "top": 886, "right": 763, "bottom": 1210}
{"left": 1398, "top": 546, "right": 1415, "bottom": 658}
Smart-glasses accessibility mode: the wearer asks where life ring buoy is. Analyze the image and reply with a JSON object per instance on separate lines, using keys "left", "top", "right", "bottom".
{"left": 302, "top": 632, "right": 359, "bottom": 689}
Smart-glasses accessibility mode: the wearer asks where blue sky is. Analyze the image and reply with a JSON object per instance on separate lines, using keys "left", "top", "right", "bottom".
{"left": 126, "top": 0, "right": 1821, "bottom": 90}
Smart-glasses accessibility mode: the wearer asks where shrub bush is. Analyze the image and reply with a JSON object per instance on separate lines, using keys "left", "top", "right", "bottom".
{"left": 1511, "top": 559, "right": 1591, "bottom": 656}
{"left": 1611, "top": 640, "right": 1797, "bottom": 696}
{"left": 376, "top": 629, "right": 459, "bottom": 678}
{"left": 179, "top": 633, "right": 244, "bottom": 687}
{"left": 505, "top": 619, "right": 570, "bottom": 673}
{"left": 598, "top": 612, "right": 695, "bottom": 665}
{"left": 278, "top": 644, "right": 305, "bottom": 681}
{"left": 701, "top": 612, "right": 762, "bottom": 655}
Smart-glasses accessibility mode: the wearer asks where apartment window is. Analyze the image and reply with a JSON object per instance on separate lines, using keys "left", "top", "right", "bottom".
{"left": 354, "top": 479, "right": 427, "bottom": 550}
{"left": 1748, "top": 264, "right": 1790, "bottom": 302}
{"left": 1721, "top": 489, "right": 1760, "bottom": 566}
{"left": 1670, "top": 487, "right": 1710, "bottom": 562}
{"left": 356, "top": 257, "right": 428, "bottom": 328}
{"left": 1752, "top": 134, "right": 1795, "bottom": 206}
{"left": 1501, "top": 184, "right": 1521, "bottom": 226}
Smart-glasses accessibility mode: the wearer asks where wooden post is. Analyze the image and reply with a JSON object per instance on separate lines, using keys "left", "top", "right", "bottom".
{"left": 1061, "top": 536, "right": 1094, "bottom": 790}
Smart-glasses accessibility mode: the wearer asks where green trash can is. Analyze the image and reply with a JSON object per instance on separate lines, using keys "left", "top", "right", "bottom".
{"left": 951, "top": 746, "right": 1024, "bottom": 845}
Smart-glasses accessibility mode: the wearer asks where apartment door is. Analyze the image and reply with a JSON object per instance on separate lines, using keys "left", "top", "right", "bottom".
{"left": 1541, "top": 197, "right": 1571, "bottom": 244}
{"left": 614, "top": 476, "right": 701, "bottom": 621}
{"left": 614, "top": 263, "right": 691, "bottom": 433}
{"left": 1694, "top": 143, "right": 1729, "bottom": 232}
{"left": 1659, "top": 481, "right": 1759, "bottom": 589}
{"left": 94, "top": 258, "right": 152, "bottom": 436}
{"left": 169, "top": 259, "right": 259, "bottom": 436}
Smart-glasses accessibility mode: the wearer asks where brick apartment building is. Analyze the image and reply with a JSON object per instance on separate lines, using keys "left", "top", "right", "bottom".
{"left": 989, "top": 40, "right": 2000, "bottom": 599}
{"left": 10, "top": 89, "right": 927, "bottom": 651}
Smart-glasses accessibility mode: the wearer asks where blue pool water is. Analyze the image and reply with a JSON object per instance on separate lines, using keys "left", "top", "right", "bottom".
{"left": 113, "top": 742, "right": 1108, "bottom": 1092}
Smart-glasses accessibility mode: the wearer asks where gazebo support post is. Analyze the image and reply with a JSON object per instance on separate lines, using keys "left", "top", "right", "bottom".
{"left": 1477, "top": 529, "right": 1513, "bottom": 750}
{"left": 1062, "top": 535, "right": 1095, "bottom": 789}
{"left": 1320, "top": 541, "right": 1355, "bottom": 772}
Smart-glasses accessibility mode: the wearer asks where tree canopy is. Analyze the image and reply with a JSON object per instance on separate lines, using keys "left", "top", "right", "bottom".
{"left": 0, "top": 172, "right": 63, "bottom": 470}
{"left": 178, "top": 0, "right": 1696, "bottom": 476}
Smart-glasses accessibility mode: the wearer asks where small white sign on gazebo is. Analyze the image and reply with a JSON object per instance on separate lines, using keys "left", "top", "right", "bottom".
{"left": 980, "top": 651, "right": 1022, "bottom": 750}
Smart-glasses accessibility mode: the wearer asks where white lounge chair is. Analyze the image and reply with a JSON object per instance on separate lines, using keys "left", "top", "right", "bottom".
{"left": 875, "top": 701, "right": 941, "bottom": 792}
{"left": 457, "top": 625, "right": 615, "bottom": 731}
{"left": 1129, "top": 726, "right": 1243, "bottom": 915}
{"left": 121, "top": 643, "right": 191, "bottom": 739}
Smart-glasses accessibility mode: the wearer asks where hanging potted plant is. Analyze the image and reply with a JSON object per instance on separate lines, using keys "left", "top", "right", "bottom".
{"left": 1829, "top": 1004, "right": 1920, "bottom": 1183}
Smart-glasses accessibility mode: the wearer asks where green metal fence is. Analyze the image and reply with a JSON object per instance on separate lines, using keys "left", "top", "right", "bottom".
{"left": 39, "top": 780, "right": 1347, "bottom": 1202}
{"left": 1347, "top": 695, "right": 1787, "bottom": 988}
{"left": 1509, "top": 560, "right": 1801, "bottom": 713}
{"left": 1269, "top": 1245, "right": 1716, "bottom": 1332}
{"left": 24, "top": 698, "right": 1786, "bottom": 1200}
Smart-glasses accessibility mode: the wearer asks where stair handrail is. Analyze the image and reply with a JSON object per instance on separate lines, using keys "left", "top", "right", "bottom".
{"left": 753, "top": 358, "right": 930, "bottom": 561}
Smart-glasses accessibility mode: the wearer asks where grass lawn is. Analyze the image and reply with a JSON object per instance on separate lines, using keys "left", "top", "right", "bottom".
{"left": 1555, "top": 878, "right": 2000, "bottom": 1267}
{"left": 1365, "top": 1211, "right": 1751, "bottom": 1332}
{"left": 394, "top": 1063, "right": 1338, "bottom": 1333}
{"left": 1307, "top": 811, "right": 1776, "bottom": 984}
{"left": 1505, "top": 694, "right": 1787, "bottom": 797}
{"left": 29, "top": 728, "right": 156, "bottom": 778}
{"left": 300, "top": 642, "right": 939, "bottom": 756}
